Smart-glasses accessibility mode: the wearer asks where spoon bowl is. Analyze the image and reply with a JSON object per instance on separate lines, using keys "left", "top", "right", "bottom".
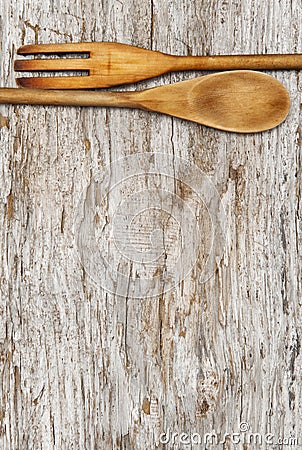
{"left": 136, "top": 70, "right": 290, "bottom": 132}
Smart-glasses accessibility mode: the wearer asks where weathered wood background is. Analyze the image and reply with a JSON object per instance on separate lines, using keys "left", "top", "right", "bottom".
{"left": 0, "top": 0, "right": 301, "bottom": 449}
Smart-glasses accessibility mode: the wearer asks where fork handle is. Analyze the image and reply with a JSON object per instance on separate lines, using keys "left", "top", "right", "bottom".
{"left": 173, "top": 53, "right": 302, "bottom": 70}
{"left": 0, "top": 88, "right": 138, "bottom": 107}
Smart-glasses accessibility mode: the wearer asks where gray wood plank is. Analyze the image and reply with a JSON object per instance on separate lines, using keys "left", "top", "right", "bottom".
{"left": 0, "top": 0, "right": 301, "bottom": 448}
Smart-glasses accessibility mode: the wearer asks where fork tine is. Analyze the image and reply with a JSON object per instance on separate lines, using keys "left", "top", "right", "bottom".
{"left": 17, "top": 42, "right": 93, "bottom": 55}
{"left": 16, "top": 76, "right": 111, "bottom": 89}
{"left": 14, "top": 58, "right": 92, "bottom": 72}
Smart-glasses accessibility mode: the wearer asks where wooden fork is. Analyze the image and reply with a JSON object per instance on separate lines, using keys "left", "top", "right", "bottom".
{"left": 15, "top": 42, "right": 302, "bottom": 89}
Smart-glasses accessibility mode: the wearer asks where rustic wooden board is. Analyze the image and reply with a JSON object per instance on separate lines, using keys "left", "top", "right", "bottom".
{"left": 0, "top": 0, "right": 301, "bottom": 449}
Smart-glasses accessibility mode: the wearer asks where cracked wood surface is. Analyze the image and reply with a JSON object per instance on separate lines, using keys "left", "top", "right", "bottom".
{"left": 0, "top": 0, "right": 301, "bottom": 449}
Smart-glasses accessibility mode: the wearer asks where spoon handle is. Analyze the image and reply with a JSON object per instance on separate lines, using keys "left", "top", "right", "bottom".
{"left": 173, "top": 53, "right": 302, "bottom": 70}
{"left": 0, "top": 88, "right": 139, "bottom": 107}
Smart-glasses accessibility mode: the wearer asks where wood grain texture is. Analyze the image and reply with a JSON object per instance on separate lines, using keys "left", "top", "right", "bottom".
{"left": 0, "top": 0, "right": 301, "bottom": 449}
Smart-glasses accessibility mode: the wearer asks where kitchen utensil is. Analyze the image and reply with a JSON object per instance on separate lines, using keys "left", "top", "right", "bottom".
{"left": 15, "top": 41, "right": 302, "bottom": 89}
{"left": 1, "top": 70, "right": 290, "bottom": 133}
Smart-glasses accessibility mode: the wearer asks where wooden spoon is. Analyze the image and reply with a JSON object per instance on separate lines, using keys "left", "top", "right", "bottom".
{"left": 0, "top": 71, "right": 290, "bottom": 133}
